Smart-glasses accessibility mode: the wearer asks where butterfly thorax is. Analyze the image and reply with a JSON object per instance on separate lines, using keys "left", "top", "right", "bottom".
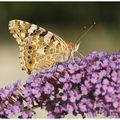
{"left": 68, "top": 42, "right": 75, "bottom": 50}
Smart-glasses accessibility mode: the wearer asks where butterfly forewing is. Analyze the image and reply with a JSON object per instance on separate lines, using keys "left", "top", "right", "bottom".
{"left": 9, "top": 20, "right": 71, "bottom": 74}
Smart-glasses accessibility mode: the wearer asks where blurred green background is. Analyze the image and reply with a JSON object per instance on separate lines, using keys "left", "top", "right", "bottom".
{"left": 0, "top": 2, "right": 120, "bottom": 118}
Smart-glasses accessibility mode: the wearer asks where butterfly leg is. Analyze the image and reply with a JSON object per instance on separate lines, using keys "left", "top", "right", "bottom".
{"left": 70, "top": 51, "right": 78, "bottom": 64}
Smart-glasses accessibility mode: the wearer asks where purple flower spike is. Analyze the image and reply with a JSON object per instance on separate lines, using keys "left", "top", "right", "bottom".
{"left": 0, "top": 51, "right": 120, "bottom": 118}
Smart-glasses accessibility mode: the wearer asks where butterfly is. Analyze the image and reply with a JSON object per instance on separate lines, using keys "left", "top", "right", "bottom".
{"left": 9, "top": 19, "right": 81, "bottom": 74}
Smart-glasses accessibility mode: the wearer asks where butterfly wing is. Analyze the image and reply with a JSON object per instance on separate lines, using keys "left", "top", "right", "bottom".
{"left": 9, "top": 19, "right": 70, "bottom": 74}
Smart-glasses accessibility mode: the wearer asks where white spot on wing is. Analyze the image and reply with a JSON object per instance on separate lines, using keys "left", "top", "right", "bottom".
{"left": 21, "top": 33, "right": 25, "bottom": 38}
{"left": 19, "top": 21, "right": 24, "bottom": 26}
{"left": 54, "top": 40, "right": 59, "bottom": 46}
{"left": 44, "top": 31, "right": 53, "bottom": 44}
{"left": 9, "top": 20, "right": 15, "bottom": 30}
{"left": 36, "top": 48, "right": 45, "bottom": 55}
{"left": 28, "top": 24, "right": 37, "bottom": 35}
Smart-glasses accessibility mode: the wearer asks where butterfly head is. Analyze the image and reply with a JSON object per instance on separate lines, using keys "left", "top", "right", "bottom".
{"left": 68, "top": 42, "right": 80, "bottom": 53}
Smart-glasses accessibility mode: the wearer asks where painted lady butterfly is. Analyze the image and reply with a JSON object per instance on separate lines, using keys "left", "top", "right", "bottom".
{"left": 9, "top": 20, "right": 80, "bottom": 74}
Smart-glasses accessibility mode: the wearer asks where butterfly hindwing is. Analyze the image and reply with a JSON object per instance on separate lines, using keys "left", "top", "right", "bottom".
{"left": 9, "top": 19, "right": 70, "bottom": 74}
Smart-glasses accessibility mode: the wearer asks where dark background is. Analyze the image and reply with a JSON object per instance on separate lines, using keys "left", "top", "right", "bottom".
{"left": 1, "top": 2, "right": 120, "bottom": 28}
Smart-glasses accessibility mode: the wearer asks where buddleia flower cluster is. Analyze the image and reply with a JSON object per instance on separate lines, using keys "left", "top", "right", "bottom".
{"left": 0, "top": 51, "right": 120, "bottom": 118}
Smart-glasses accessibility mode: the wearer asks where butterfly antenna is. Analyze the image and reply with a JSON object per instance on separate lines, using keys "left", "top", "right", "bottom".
{"left": 75, "top": 26, "right": 87, "bottom": 43}
{"left": 72, "top": 22, "right": 96, "bottom": 58}
{"left": 75, "top": 22, "right": 96, "bottom": 45}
